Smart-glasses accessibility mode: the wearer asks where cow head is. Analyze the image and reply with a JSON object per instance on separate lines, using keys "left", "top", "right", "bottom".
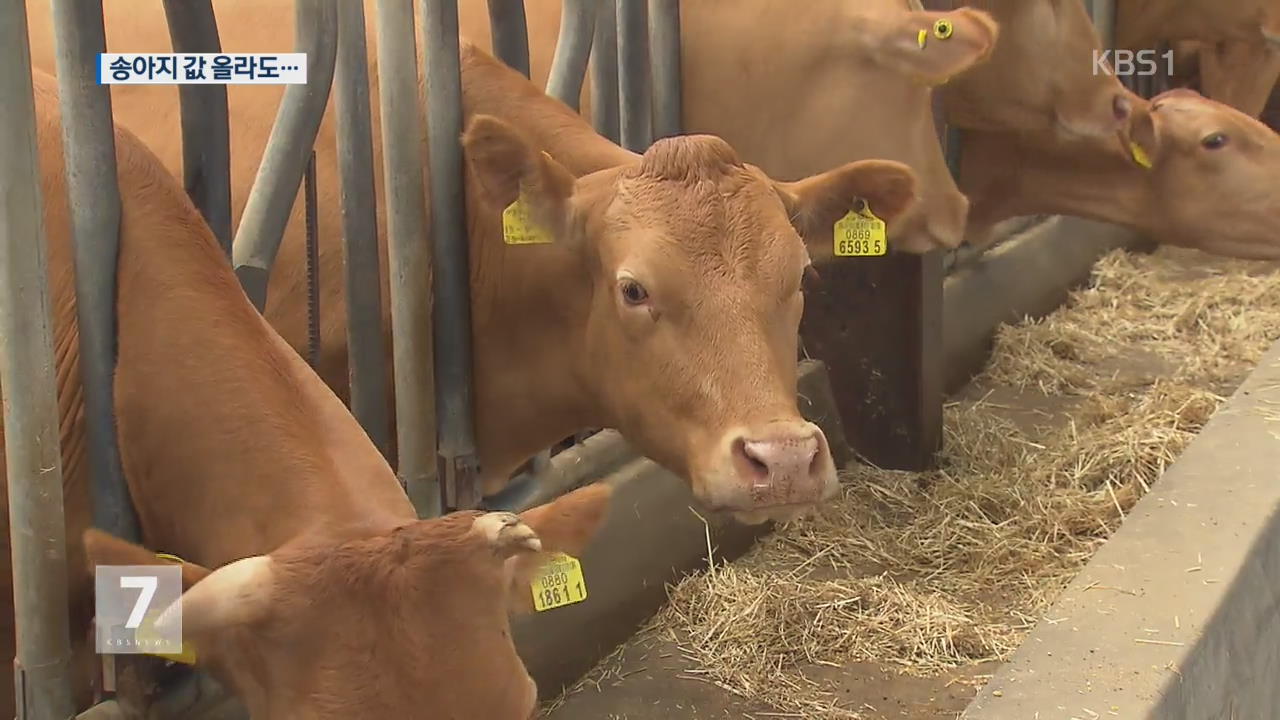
{"left": 945, "top": 0, "right": 1133, "bottom": 143}
{"left": 463, "top": 115, "right": 918, "bottom": 523}
{"left": 83, "top": 484, "right": 614, "bottom": 720}
{"left": 835, "top": 4, "right": 1000, "bottom": 252}
{"left": 1123, "top": 88, "right": 1280, "bottom": 259}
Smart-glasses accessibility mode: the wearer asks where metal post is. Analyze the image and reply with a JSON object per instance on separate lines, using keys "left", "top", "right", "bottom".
{"left": 419, "top": 0, "right": 482, "bottom": 514}
{"left": 546, "top": 0, "right": 598, "bottom": 110}
{"left": 647, "top": 0, "right": 681, "bottom": 140}
{"left": 160, "top": 0, "right": 233, "bottom": 258}
{"left": 0, "top": 2, "right": 77, "bottom": 716}
{"left": 376, "top": 0, "right": 437, "bottom": 516}
{"left": 589, "top": 0, "right": 620, "bottom": 143}
{"left": 49, "top": 0, "right": 143, "bottom": 551}
{"left": 486, "top": 0, "right": 531, "bottom": 77}
{"left": 334, "top": 0, "right": 391, "bottom": 458}
{"left": 616, "top": 0, "right": 652, "bottom": 151}
{"left": 231, "top": 0, "right": 338, "bottom": 312}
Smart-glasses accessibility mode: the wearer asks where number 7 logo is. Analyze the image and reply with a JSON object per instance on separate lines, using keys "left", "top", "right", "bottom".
{"left": 119, "top": 575, "right": 158, "bottom": 630}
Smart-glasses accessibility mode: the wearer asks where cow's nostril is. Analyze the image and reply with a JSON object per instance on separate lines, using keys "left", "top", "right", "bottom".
{"left": 1113, "top": 94, "right": 1131, "bottom": 121}
{"left": 735, "top": 438, "right": 771, "bottom": 486}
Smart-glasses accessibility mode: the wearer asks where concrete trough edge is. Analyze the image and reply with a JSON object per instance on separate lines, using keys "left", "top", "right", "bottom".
{"left": 943, "top": 216, "right": 1149, "bottom": 393}
{"left": 962, "top": 336, "right": 1280, "bottom": 720}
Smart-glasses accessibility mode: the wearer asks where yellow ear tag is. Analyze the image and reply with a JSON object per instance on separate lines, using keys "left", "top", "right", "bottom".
{"left": 138, "top": 552, "right": 197, "bottom": 665}
{"left": 933, "top": 18, "right": 954, "bottom": 40}
{"left": 917, "top": 29, "right": 928, "bottom": 48}
{"left": 530, "top": 552, "right": 587, "bottom": 612}
{"left": 502, "top": 193, "right": 554, "bottom": 245}
{"left": 834, "top": 202, "right": 887, "bottom": 257}
{"left": 1129, "top": 141, "right": 1153, "bottom": 169}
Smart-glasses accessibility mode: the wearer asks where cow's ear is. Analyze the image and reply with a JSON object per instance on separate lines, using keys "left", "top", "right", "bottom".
{"left": 851, "top": 8, "right": 999, "bottom": 85}
{"left": 773, "top": 159, "right": 920, "bottom": 256}
{"left": 83, "top": 528, "right": 212, "bottom": 590}
{"left": 463, "top": 113, "right": 577, "bottom": 241}
{"left": 503, "top": 483, "right": 613, "bottom": 615}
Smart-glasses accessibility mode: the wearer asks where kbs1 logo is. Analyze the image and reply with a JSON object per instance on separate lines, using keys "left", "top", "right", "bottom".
{"left": 1092, "top": 49, "right": 1174, "bottom": 78}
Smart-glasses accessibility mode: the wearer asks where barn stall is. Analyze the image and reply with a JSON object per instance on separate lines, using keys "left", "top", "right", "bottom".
{"left": 1, "top": 0, "right": 1278, "bottom": 719}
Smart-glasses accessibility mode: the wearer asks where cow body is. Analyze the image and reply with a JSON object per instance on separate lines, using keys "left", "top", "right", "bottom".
{"left": 25, "top": 0, "right": 932, "bottom": 522}
{"left": 499, "top": 0, "right": 1280, "bottom": 259}
{"left": 4, "top": 67, "right": 613, "bottom": 720}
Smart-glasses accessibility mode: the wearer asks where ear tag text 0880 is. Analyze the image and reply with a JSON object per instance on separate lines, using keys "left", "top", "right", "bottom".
{"left": 503, "top": 192, "right": 554, "bottom": 245}
{"left": 834, "top": 199, "right": 887, "bottom": 257}
{"left": 530, "top": 552, "right": 588, "bottom": 612}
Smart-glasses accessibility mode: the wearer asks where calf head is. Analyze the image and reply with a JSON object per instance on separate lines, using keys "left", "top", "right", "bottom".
{"left": 83, "top": 484, "right": 613, "bottom": 720}
{"left": 1124, "top": 88, "right": 1280, "bottom": 259}
{"left": 946, "top": 0, "right": 1132, "bottom": 143}
{"left": 463, "top": 116, "right": 918, "bottom": 523}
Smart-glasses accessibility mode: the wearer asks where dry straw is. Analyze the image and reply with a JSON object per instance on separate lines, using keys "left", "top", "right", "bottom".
{"left": 546, "top": 247, "right": 1280, "bottom": 719}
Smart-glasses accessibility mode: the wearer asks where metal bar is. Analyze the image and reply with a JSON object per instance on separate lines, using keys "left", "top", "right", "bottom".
{"left": 546, "top": 0, "right": 598, "bottom": 110}
{"left": 419, "top": 0, "right": 481, "bottom": 514}
{"left": 616, "top": 0, "right": 653, "bottom": 151}
{"left": 50, "top": 0, "right": 143, "bottom": 551}
{"left": 231, "top": 0, "right": 338, "bottom": 312}
{"left": 376, "top": 0, "right": 436, "bottom": 515}
{"left": 647, "top": 0, "right": 681, "bottom": 140}
{"left": 335, "top": 0, "right": 391, "bottom": 458}
{"left": 589, "top": 0, "right": 620, "bottom": 142}
{"left": 0, "top": 1, "right": 77, "bottom": 716}
{"left": 303, "top": 151, "right": 321, "bottom": 369}
{"left": 160, "top": 0, "right": 233, "bottom": 258}
{"left": 1087, "top": 0, "right": 1116, "bottom": 51}
{"left": 486, "top": 0, "right": 531, "bottom": 77}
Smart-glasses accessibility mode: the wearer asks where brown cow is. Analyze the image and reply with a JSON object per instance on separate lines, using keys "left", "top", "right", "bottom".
{"left": 1116, "top": 0, "right": 1280, "bottom": 118}
{"left": 6, "top": 67, "right": 613, "bottom": 719}
{"left": 464, "top": 0, "right": 1001, "bottom": 252}
{"left": 500, "top": 0, "right": 1280, "bottom": 259}
{"left": 25, "top": 1, "right": 927, "bottom": 524}
{"left": 962, "top": 88, "right": 1280, "bottom": 259}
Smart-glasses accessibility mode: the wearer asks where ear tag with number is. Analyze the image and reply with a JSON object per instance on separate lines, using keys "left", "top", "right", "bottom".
{"left": 530, "top": 552, "right": 588, "bottom": 612}
{"left": 833, "top": 200, "right": 888, "bottom": 257}
{"left": 141, "top": 552, "right": 197, "bottom": 664}
{"left": 502, "top": 193, "right": 554, "bottom": 245}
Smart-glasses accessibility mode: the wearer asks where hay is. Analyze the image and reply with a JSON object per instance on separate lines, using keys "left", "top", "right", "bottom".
{"left": 547, "top": 247, "right": 1280, "bottom": 719}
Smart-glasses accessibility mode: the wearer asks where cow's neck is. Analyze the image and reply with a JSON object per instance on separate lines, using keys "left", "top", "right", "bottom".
{"left": 960, "top": 130, "right": 1156, "bottom": 231}
{"left": 465, "top": 218, "right": 601, "bottom": 487}
{"left": 114, "top": 188, "right": 414, "bottom": 568}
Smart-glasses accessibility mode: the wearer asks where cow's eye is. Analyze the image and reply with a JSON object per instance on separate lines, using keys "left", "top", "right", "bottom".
{"left": 1201, "top": 132, "right": 1229, "bottom": 150}
{"left": 620, "top": 279, "right": 649, "bottom": 305}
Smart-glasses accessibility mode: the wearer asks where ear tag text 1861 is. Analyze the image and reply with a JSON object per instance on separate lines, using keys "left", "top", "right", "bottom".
{"left": 530, "top": 552, "right": 587, "bottom": 612}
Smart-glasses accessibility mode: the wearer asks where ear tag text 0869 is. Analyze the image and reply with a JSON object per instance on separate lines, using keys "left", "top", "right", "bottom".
{"left": 503, "top": 193, "right": 554, "bottom": 245}
{"left": 834, "top": 200, "right": 887, "bottom": 257}
{"left": 530, "top": 552, "right": 588, "bottom": 612}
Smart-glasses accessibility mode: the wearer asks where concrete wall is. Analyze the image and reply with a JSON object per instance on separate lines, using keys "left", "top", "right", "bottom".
{"left": 963, "top": 336, "right": 1280, "bottom": 719}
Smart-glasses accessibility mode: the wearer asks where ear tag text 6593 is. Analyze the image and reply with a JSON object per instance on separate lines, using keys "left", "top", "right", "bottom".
{"left": 503, "top": 193, "right": 554, "bottom": 245}
{"left": 834, "top": 200, "right": 887, "bottom": 257}
{"left": 530, "top": 552, "right": 587, "bottom": 612}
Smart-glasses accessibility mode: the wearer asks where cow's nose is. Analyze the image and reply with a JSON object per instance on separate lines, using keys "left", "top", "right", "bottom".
{"left": 729, "top": 423, "right": 833, "bottom": 505}
{"left": 1113, "top": 93, "right": 1132, "bottom": 121}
